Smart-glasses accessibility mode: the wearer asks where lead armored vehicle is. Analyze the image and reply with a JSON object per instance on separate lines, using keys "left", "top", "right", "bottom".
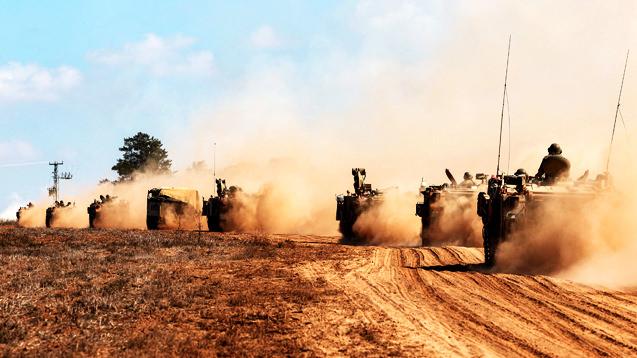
{"left": 416, "top": 170, "right": 487, "bottom": 246}
{"left": 146, "top": 188, "right": 201, "bottom": 230}
{"left": 336, "top": 168, "right": 383, "bottom": 242}
{"left": 477, "top": 173, "right": 609, "bottom": 267}
{"left": 201, "top": 178, "right": 241, "bottom": 231}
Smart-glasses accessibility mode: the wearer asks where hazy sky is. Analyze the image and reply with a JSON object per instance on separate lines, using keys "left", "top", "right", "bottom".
{"left": 1, "top": 0, "right": 636, "bottom": 218}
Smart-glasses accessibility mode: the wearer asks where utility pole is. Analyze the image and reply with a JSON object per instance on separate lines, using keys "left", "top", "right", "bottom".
{"left": 213, "top": 142, "right": 216, "bottom": 178}
{"left": 48, "top": 161, "right": 73, "bottom": 202}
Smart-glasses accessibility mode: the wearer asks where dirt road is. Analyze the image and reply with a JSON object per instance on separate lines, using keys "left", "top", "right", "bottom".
{"left": 298, "top": 243, "right": 637, "bottom": 356}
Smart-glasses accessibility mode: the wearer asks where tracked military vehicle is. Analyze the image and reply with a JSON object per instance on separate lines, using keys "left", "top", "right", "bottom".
{"left": 16, "top": 202, "right": 34, "bottom": 227}
{"left": 146, "top": 188, "right": 201, "bottom": 230}
{"left": 87, "top": 195, "right": 129, "bottom": 228}
{"left": 45, "top": 201, "right": 74, "bottom": 228}
{"left": 477, "top": 173, "right": 610, "bottom": 267}
{"left": 416, "top": 170, "right": 487, "bottom": 246}
{"left": 202, "top": 178, "right": 241, "bottom": 231}
{"left": 336, "top": 168, "right": 383, "bottom": 241}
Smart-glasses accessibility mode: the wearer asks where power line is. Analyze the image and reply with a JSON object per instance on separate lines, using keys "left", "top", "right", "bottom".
{"left": 0, "top": 160, "right": 49, "bottom": 168}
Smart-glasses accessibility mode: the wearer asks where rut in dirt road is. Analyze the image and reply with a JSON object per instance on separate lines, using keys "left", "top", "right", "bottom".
{"left": 298, "top": 245, "right": 637, "bottom": 357}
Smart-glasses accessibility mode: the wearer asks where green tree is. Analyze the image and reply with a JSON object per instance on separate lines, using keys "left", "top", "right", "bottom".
{"left": 112, "top": 132, "right": 172, "bottom": 181}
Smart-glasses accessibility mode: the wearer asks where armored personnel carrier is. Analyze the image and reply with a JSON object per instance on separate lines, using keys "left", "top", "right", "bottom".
{"left": 202, "top": 178, "right": 241, "bottom": 231}
{"left": 336, "top": 168, "right": 383, "bottom": 241}
{"left": 16, "top": 202, "right": 34, "bottom": 227}
{"left": 87, "top": 195, "right": 130, "bottom": 228}
{"left": 416, "top": 170, "right": 487, "bottom": 246}
{"left": 146, "top": 188, "right": 201, "bottom": 230}
{"left": 45, "top": 201, "right": 74, "bottom": 228}
{"left": 477, "top": 173, "right": 610, "bottom": 267}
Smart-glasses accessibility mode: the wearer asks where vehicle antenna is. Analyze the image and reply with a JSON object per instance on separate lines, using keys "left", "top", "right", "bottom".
{"left": 496, "top": 35, "right": 511, "bottom": 177}
{"left": 506, "top": 86, "right": 512, "bottom": 174}
{"left": 606, "top": 49, "right": 629, "bottom": 173}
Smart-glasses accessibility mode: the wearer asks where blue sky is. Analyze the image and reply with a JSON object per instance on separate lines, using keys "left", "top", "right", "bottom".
{"left": 2, "top": 0, "right": 636, "bottom": 218}
{"left": 0, "top": 0, "right": 360, "bottom": 216}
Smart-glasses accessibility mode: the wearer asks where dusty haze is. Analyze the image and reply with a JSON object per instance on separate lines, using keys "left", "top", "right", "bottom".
{"left": 10, "top": 1, "right": 637, "bottom": 288}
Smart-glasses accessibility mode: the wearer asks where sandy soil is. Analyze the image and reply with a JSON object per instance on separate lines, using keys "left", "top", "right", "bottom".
{"left": 298, "top": 245, "right": 637, "bottom": 356}
{"left": 1, "top": 227, "right": 636, "bottom": 356}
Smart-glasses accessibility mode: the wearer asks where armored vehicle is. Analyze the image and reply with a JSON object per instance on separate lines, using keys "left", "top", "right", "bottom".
{"left": 16, "top": 202, "right": 34, "bottom": 227}
{"left": 146, "top": 188, "right": 201, "bottom": 230}
{"left": 202, "top": 178, "right": 241, "bottom": 231}
{"left": 477, "top": 173, "right": 609, "bottom": 267}
{"left": 416, "top": 170, "right": 487, "bottom": 246}
{"left": 45, "top": 201, "right": 73, "bottom": 228}
{"left": 336, "top": 168, "right": 383, "bottom": 241}
{"left": 87, "top": 195, "right": 129, "bottom": 228}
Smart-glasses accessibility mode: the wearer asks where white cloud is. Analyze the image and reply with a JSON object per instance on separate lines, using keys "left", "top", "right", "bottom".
{"left": 0, "top": 192, "right": 21, "bottom": 220}
{"left": 352, "top": 0, "right": 447, "bottom": 59}
{"left": 250, "top": 25, "right": 282, "bottom": 49}
{"left": 0, "top": 62, "right": 81, "bottom": 102}
{"left": 0, "top": 140, "right": 38, "bottom": 162}
{"left": 88, "top": 33, "right": 215, "bottom": 77}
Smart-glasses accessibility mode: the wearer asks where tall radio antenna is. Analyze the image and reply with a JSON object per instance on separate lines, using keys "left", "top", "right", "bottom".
{"left": 496, "top": 35, "right": 512, "bottom": 177}
{"left": 606, "top": 49, "right": 629, "bottom": 173}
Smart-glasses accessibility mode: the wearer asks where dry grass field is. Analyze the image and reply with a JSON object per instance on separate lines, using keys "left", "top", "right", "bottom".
{"left": 2, "top": 225, "right": 637, "bottom": 357}
{"left": 0, "top": 227, "right": 358, "bottom": 356}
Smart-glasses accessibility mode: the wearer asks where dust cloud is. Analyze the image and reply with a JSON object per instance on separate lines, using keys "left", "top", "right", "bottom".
{"left": 423, "top": 192, "right": 483, "bottom": 248}
{"left": 493, "top": 147, "right": 637, "bottom": 289}
{"left": 352, "top": 190, "right": 421, "bottom": 247}
{"left": 7, "top": 1, "right": 637, "bottom": 287}
{"left": 16, "top": 206, "right": 46, "bottom": 228}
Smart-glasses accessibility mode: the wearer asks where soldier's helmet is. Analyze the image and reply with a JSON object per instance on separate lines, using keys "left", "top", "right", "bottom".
{"left": 463, "top": 172, "right": 473, "bottom": 180}
{"left": 514, "top": 168, "right": 527, "bottom": 176}
{"left": 548, "top": 143, "right": 562, "bottom": 155}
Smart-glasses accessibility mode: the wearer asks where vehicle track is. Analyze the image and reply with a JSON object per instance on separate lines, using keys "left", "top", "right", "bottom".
{"left": 297, "top": 244, "right": 637, "bottom": 356}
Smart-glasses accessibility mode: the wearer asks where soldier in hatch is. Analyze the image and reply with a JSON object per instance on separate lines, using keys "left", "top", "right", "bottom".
{"left": 535, "top": 143, "right": 570, "bottom": 184}
{"left": 514, "top": 168, "right": 528, "bottom": 180}
{"left": 458, "top": 172, "right": 476, "bottom": 188}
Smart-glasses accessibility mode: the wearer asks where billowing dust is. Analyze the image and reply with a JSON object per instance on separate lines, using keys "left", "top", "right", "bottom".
{"left": 490, "top": 151, "right": 637, "bottom": 288}
{"left": 352, "top": 190, "right": 421, "bottom": 247}
{"left": 8, "top": 1, "right": 637, "bottom": 289}
{"left": 16, "top": 206, "right": 46, "bottom": 228}
{"left": 425, "top": 194, "right": 483, "bottom": 247}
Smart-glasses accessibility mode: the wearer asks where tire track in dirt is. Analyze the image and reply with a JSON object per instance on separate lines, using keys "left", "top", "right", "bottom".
{"left": 497, "top": 276, "right": 637, "bottom": 353}
{"left": 296, "top": 242, "right": 637, "bottom": 357}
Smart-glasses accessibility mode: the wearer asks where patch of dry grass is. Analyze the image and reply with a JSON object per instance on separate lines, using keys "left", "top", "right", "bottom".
{"left": 0, "top": 228, "right": 348, "bottom": 356}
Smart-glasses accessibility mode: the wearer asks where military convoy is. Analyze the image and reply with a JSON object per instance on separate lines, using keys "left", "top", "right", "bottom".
{"left": 201, "top": 178, "right": 241, "bottom": 232}
{"left": 12, "top": 146, "right": 613, "bottom": 271}
{"left": 336, "top": 168, "right": 383, "bottom": 242}
{"left": 146, "top": 188, "right": 201, "bottom": 230}
{"left": 416, "top": 170, "right": 487, "bottom": 246}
